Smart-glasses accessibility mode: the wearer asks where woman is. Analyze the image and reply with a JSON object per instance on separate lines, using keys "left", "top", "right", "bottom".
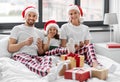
{"left": 60, "top": 5, "right": 99, "bottom": 67}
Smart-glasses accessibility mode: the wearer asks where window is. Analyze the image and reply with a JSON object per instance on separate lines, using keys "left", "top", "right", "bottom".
{"left": 80, "top": 0, "right": 109, "bottom": 26}
{"left": 81, "top": 0, "right": 104, "bottom": 21}
{"left": 42, "top": 0, "right": 109, "bottom": 26}
{"left": 0, "top": 0, "right": 38, "bottom": 23}
{"left": 0, "top": 0, "right": 109, "bottom": 30}
{"left": 42, "top": 0, "right": 74, "bottom": 22}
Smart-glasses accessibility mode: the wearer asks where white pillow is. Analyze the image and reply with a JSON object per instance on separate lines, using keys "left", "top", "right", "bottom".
{"left": 0, "top": 37, "right": 12, "bottom": 58}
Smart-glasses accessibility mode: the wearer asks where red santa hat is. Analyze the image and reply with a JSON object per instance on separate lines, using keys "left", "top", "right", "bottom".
{"left": 22, "top": 6, "right": 38, "bottom": 18}
{"left": 68, "top": 5, "right": 83, "bottom": 16}
{"left": 44, "top": 20, "right": 59, "bottom": 33}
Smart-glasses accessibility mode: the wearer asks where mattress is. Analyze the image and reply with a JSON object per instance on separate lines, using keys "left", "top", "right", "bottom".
{"left": 0, "top": 55, "right": 120, "bottom": 82}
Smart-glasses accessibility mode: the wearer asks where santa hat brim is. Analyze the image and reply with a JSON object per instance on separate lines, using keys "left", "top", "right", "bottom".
{"left": 68, "top": 5, "right": 83, "bottom": 16}
{"left": 46, "top": 23, "right": 59, "bottom": 33}
{"left": 23, "top": 7, "right": 39, "bottom": 18}
{"left": 68, "top": 5, "right": 80, "bottom": 13}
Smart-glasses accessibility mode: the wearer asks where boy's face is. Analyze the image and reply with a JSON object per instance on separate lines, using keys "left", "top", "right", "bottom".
{"left": 25, "top": 12, "right": 37, "bottom": 26}
{"left": 48, "top": 27, "right": 57, "bottom": 38}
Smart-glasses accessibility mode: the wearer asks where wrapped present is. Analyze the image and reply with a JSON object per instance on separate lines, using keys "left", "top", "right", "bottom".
{"left": 60, "top": 53, "right": 84, "bottom": 68}
{"left": 59, "top": 62, "right": 71, "bottom": 76}
{"left": 92, "top": 68, "right": 108, "bottom": 80}
{"left": 107, "top": 43, "right": 120, "bottom": 48}
{"left": 67, "top": 57, "right": 76, "bottom": 68}
{"left": 64, "top": 68, "right": 90, "bottom": 82}
{"left": 61, "top": 55, "right": 68, "bottom": 60}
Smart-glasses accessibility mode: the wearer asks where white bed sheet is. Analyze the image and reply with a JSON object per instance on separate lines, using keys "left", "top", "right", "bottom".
{"left": 0, "top": 55, "right": 120, "bottom": 82}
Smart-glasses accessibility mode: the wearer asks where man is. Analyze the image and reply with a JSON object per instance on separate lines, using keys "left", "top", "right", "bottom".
{"left": 8, "top": 6, "right": 52, "bottom": 77}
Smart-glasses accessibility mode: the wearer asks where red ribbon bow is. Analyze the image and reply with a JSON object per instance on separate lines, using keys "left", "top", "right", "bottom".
{"left": 66, "top": 52, "right": 80, "bottom": 67}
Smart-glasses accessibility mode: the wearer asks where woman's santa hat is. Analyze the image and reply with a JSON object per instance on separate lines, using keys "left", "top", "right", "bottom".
{"left": 68, "top": 5, "right": 83, "bottom": 16}
{"left": 44, "top": 20, "right": 59, "bottom": 33}
{"left": 22, "top": 6, "right": 39, "bottom": 18}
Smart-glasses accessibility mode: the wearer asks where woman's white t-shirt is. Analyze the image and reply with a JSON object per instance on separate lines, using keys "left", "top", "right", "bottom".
{"left": 60, "top": 22, "right": 92, "bottom": 44}
{"left": 10, "top": 24, "right": 44, "bottom": 56}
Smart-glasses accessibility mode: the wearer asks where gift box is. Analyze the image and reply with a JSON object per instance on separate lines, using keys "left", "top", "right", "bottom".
{"left": 61, "top": 53, "right": 84, "bottom": 68}
{"left": 61, "top": 55, "right": 67, "bottom": 60}
{"left": 107, "top": 43, "right": 120, "bottom": 48}
{"left": 92, "top": 68, "right": 108, "bottom": 80}
{"left": 64, "top": 68, "right": 90, "bottom": 82}
{"left": 59, "top": 63, "right": 71, "bottom": 76}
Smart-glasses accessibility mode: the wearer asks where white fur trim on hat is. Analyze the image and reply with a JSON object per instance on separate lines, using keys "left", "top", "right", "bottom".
{"left": 25, "top": 7, "right": 39, "bottom": 17}
{"left": 68, "top": 5, "right": 80, "bottom": 13}
{"left": 46, "top": 23, "right": 59, "bottom": 33}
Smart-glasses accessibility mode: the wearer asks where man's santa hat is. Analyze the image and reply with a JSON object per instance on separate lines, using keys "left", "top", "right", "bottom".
{"left": 22, "top": 6, "right": 39, "bottom": 18}
{"left": 44, "top": 20, "right": 59, "bottom": 33}
{"left": 68, "top": 5, "right": 83, "bottom": 16}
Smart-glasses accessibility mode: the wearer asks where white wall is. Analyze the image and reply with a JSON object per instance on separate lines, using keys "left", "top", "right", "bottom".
{"left": 0, "top": 34, "right": 9, "bottom": 40}
{"left": 109, "top": 0, "right": 120, "bottom": 43}
{"left": 91, "top": 31, "right": 110, "bottom": 43}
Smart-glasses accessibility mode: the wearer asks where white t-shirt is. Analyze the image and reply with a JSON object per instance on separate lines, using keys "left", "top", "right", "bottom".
{"left": 43, "top": 37, "right": 60, "bottom": 47}
{"left": 60, "top": 22, "right": 92, "bottom": 44}
{"left": 10, "top": 24, "right": 45, "bottom": 56}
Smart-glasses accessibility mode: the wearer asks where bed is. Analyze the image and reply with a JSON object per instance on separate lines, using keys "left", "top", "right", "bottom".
{"left": 0, "top": 36, "right": 120, "bottom": 82}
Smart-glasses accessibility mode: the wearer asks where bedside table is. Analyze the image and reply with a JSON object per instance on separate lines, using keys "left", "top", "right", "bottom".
{"left": 94, "top": 43, "right": 120, "bottom": 63}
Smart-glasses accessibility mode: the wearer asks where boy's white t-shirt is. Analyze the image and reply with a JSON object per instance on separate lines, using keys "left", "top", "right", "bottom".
{"left": 43, "top": 37, "right": 60, "bottom": 47}
{"left": 10, "top": 24, "right": 45, "bottom": 56}
{"left": 60, "top": 22, "right": 92, "bottom": 44}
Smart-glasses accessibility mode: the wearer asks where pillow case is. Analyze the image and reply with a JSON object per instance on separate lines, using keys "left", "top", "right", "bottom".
{"left": 0, "top": 37, "right": 12, "bottom": 58}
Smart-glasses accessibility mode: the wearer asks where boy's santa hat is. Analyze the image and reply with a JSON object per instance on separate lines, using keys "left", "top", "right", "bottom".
{"left": 68, "top": 5, "right": 83, "bottom": 16}
{"left": 44, "top": 20, "right": 59, "bottom": 33}
{"left": 22, "top": 6, "right": 39, "bottom": 18}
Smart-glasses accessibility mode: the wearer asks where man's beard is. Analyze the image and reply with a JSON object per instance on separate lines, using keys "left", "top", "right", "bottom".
{"left": 26, "top": 20, "right": 35, "bottom": 26}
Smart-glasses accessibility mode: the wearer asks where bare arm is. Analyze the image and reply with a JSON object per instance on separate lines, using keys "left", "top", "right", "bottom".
{"left": 43, "top": 36, "right": 51, "bottom": 52}
{"left": 60, "top": 39, "right": 67, "bottom": 47}
{"left": 8, "top": 37, "right": 33, "bottom": 53}
{"left": 37, "top": 38, "right": 44, "bottom": 55}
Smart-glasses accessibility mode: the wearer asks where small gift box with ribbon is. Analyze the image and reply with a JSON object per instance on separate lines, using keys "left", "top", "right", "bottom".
{"left": 60, "top": 53, "right": 84, "bottom": 68}
{"left": 92, "top": 68, "right": 108, "bottom": 80}
{"left": 64, "top": 68, "right": 90, "bottom": 82}
{"left": 59, "top": 62, "right": 71, "bottom": 76}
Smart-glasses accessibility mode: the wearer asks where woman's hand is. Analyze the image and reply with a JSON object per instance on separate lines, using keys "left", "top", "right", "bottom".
{"left": 79, "top": 41, "right": 84, "bottom": 48}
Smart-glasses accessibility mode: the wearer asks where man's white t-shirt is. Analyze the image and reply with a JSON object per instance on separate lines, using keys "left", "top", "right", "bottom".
{"left": 10, "top": 24, "right": 44, "bottom": 56}
{"left": 60, "top": 22, "right": 92, "bottom": 44}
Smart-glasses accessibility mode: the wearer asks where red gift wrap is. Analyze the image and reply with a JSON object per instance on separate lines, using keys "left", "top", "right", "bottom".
{"left": 64, "top": 68, "right": 90, "bottom": 82}
{"left": 61, "top": 53, "right": 84, "bottom": 68}
{"left": 107, "top": 43, "right": 120, "bottom": 48}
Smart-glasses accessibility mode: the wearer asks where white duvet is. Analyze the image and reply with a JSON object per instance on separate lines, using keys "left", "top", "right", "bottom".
{"left": 0, "top": 55, "right": 120, "bottom": 82}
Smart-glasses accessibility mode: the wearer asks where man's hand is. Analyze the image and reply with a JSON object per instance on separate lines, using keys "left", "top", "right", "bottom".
{"left": 37, "top": 38, "right": 43, "bottom": 48}
{"left": 25, "top": 37, "right": 33, "bottom": 46}
{"left": 37, "top": 38, "right": 44, "bottom": 55}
